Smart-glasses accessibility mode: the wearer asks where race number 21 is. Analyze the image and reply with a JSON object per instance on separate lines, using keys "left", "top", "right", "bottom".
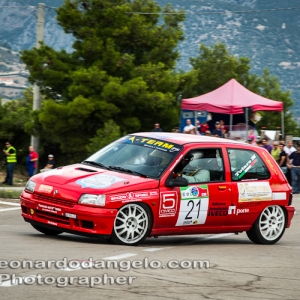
{"left": 175, "top": 198, "right": 208, "bottom": 226}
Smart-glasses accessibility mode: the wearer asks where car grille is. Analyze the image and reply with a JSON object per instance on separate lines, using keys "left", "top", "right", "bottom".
{"left": 33, "top": 194, "right": 75, "bottom": 208}
{"left": 35, "top": 210, "right": 70, "bottom": 225}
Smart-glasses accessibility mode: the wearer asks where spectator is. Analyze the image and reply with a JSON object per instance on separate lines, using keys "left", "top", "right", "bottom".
{"left": 2, "top": 141, "right": 17, "bottom": 185}
{"left": 151, "top": 123, "right": 163, "bottom": 132}
{"left": 247, "top": 129, "right": 256, "bottom": 145}
{"left": 199, "top": 121, "right": 209, "bottom": 135}
{"left": 183, "top": 119, "right": 195, "bottom": 134}
{"left": 196, "top": 120, "right": 201, "bottom": 133}
{"left": 271, "top": 141, "right": 280, "bottom": 163}
{"left": 220, "top": 120, "right": 228, "bottom": 132}
{"left": 261, "top": 138, "right": 272, "bottom": 153}
{"left": 26, "top": 145, "right": 39, "bottom": 177}
{"left": 204, "top": 130, "right": 211, "bottom": 136}
{"left": 284, "top": 141, "right": 296, "bottom": 156}
{"left": 278, "top": 143, "right": 287, "bottom": 175}
{"left": 212, "top": 121, "right": 222, "bottom": 137}
{"left": 287, "top": 143, "right": 300, "bottom": 194}
{"left": 283, "top": 141, "right": 295, "bottom": 185}
{"left": 47, "top": 154, "right": 56, "bottom": 168}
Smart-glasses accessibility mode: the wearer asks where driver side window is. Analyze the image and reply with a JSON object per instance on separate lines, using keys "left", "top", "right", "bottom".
{"left": 179, "top": 148, "right": 224, "bottom": 183}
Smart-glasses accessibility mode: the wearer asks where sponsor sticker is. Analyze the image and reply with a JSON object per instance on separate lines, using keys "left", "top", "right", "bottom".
{"left": 238, "top": 182, "right": 272, "bottom": 202}
{"left": 109, "top": 191, "right": 155, "bottom": 202}
{"left": 38, "top": 204, "right": 61, "bottom": 214}
{"left": 76, "top": 175, "right": 124, "bottom": 189}
{"left": 38, "top": 184, "right": 53, "bottom": 193}
{"left": 227, "top": 205, "right": 249, "bottom": 215}
{"left": 159, "top": 191, "right": 178, "bottom": 217}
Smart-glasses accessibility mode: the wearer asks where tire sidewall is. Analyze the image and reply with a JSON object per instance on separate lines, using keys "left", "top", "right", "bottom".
{"left": 111, "top": 202, "right": 153, "bottom": 246}
{"left": 254, "top": 205, "right": 287, "bottom": 245}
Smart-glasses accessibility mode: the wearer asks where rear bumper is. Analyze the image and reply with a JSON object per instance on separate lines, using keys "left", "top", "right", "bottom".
{"left": 285, "top": 205, "right": 295, "bottom": 228}
{"left": 20, "top": 195, "right": 118, "bottom": 236}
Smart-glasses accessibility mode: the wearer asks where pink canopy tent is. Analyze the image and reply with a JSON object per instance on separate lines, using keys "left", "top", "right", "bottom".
{"left": 181, "top": 78, "right": 284, "bottom": 136}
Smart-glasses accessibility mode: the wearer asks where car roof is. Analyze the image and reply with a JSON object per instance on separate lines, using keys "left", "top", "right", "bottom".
{"left": 132, "top": 132, "right": 250, "bottom": 146}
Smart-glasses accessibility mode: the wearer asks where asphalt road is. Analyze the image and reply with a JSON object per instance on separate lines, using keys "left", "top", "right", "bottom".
{"left": 0, "top": 196, "right": 299, "bottom": 299}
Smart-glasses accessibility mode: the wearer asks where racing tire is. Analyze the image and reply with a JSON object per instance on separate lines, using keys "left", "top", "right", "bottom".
{"left": 31, "top": 224, "right": 63, "bottom": 236}
{"left": 246, "top": 205, "right": 286, "bottom": 245}
{"left": 110, "top": 203, "right": 152, "bottom": 246}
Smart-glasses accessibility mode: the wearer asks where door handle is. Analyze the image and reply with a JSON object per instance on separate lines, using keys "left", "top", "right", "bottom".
{"left": 218, "top": 185, "right": 227, "bottom": 190}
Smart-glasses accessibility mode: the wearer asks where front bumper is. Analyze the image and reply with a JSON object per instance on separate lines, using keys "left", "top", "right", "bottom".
{"left": 20, "top": 193, "right": 118, "bottom": 237}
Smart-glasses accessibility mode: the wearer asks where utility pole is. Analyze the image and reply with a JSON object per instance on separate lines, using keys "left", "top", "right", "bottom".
{"left": 31, "top": 3, "right": 45, "bottom": 162}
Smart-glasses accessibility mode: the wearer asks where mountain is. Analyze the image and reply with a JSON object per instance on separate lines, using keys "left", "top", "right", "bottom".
{"left": 0, "top": 0, "right": 299, "bottom": 120}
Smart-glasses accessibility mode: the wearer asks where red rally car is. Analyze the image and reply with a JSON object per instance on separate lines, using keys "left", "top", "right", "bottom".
{"left": 20, "top": 133, "right": 295, "bottom": 246}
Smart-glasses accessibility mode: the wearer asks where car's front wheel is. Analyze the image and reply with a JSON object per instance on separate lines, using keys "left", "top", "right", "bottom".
{"left": 110, "top": 203, "right": 152, "bottom": 246}
{"left": 246, "top": 205, "right": 286, "bottom": 245}
{"left": 31, "top": 224, "right": 63, "bottom": 236}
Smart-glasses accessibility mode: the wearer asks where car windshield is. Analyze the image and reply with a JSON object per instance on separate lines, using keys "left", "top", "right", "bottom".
{"left": 83, "top": 135, "right": 183, "bottom": 179}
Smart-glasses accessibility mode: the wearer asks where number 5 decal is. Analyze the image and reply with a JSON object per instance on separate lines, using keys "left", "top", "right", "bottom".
{"left": 159, "top": 192, "right": 178, "bottom": 217}
{"left": 176, "top": 198, "right": 208, "bottom": 226}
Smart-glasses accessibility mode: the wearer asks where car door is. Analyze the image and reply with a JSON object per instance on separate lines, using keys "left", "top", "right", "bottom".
{"left": 159, "top": 147, "right": 233, "bottom": 230}
{"left": 225, "top": 147, "right": 272, "bottom": 227}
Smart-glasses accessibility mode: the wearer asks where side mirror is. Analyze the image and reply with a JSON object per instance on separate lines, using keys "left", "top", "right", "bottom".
{"left": 165, "top": 176, "right": 188, "bottom": 187}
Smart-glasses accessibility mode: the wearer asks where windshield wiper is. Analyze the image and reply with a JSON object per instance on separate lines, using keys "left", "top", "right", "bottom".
{"left": 82, "top": 161, "right": 111, "bottom": 170}
{"left": 108, "top": 166, "right": 149, "bottom": 178}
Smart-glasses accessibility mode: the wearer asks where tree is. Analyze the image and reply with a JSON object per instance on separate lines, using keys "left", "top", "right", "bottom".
{"left": 256, "top": 68, "right": 298, "bottom": 135}
{"left": 21, "top": 0, "right": 185, "bottom": 162}
{"left": 86, "top": 119, "right": 121, "bottom": 155}
{"left": 180, "top": 42, "right": 261, "bottom": 98}
{"left": 0, "top": 89, "right": 34, "bottom": 170}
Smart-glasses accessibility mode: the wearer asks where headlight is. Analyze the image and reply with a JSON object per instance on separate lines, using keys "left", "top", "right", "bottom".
{"left": 25, "top": 180, "right": 36, "bottom": 193}
{"left": 78, "top": 194, "right": 106, "bottom": 206}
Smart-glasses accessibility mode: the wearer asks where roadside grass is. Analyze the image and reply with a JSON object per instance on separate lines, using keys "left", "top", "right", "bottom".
{"left": 0, "top": 170, "right": 27, "bottom": 199}
{"left": 0, "top": 189, "right": 22, "bottom": 199}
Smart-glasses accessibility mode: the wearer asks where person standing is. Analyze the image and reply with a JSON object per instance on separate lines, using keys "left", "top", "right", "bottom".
{"left": 183, "top": 119, "right": 195, "bottom": 134}
{"left": 278, "top": 143, "right": 287, "bottom": 175}
{"left": 2, "top": 141, "right": 17, "bottom": 185}
{"left": 271, "top": 141, "right": 280, "bottom": 163}
{"left": 287, "top": 143, "right": 300, "bottom": 194}
{"left": 26, "top": 145, "right": 38, "bottom": 177}
{"left": 284, "top": 141, "right": 296, "bottom": 185}
{"left": 261, "top": 138, "right": 272, "bottom": 153}
{"left": 284, "top": 141, "right": 296, "bottom": 156}
{"left": 212, "top": 121, "right": 223, "bottom": 137}
{"left": 151, "top": 123, "right": 163, "bottom": 132}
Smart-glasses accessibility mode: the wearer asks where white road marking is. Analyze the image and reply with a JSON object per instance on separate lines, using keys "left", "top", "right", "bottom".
{"left": 180, "top": 233, "right": 235, "bottom": 245}
{"left": 0, "top": 201, "right": 20, "bottom": 206}
{"left": 142, "top": 248, "right": 170, "bottom": 252}
{"left": 0, "top": 207, "right": 20, "bottom": 212}
{"left": 103, "top": 253, "right": 137, "bottom": 260}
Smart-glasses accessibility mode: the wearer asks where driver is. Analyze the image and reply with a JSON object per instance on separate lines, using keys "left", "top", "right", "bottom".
{"left": 175, "top": 152, "right": 210, "bottom": 183}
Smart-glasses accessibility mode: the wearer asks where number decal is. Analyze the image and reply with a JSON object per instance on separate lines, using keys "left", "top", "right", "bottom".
{"left": 185, "top": 200, "right": 194, "bottom": 220}
{"left": 159, "top": 191, "right": 178, "bottom": 217}
{"left": 176, "top": 185, "right": 209, "bottom": 226}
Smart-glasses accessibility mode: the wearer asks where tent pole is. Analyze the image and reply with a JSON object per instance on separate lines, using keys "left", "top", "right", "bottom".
{"left": 281, "top": 111, "right": 284, "bottom": 138}
{"left": 230, "top": 114, "right": 233, "bottom": 139}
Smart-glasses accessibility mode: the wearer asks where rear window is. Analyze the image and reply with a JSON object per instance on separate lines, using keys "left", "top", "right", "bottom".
{"left": 227, "top": 148, "right": 270, "bottom": 181}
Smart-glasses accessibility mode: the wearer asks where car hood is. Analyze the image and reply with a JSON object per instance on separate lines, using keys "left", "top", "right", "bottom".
{"left": 32, "top": 164, "right": 159, "bottom": 194}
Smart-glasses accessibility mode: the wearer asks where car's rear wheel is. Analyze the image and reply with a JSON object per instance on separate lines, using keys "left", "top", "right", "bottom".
{"left": 110, "top": 203, "right": 152, "bottom": 246}
{"left": 246, "top": 205, "right": 286, "bottom": 245}
{"left": 31, "top": 224, "right": 63, "bottom": 236}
